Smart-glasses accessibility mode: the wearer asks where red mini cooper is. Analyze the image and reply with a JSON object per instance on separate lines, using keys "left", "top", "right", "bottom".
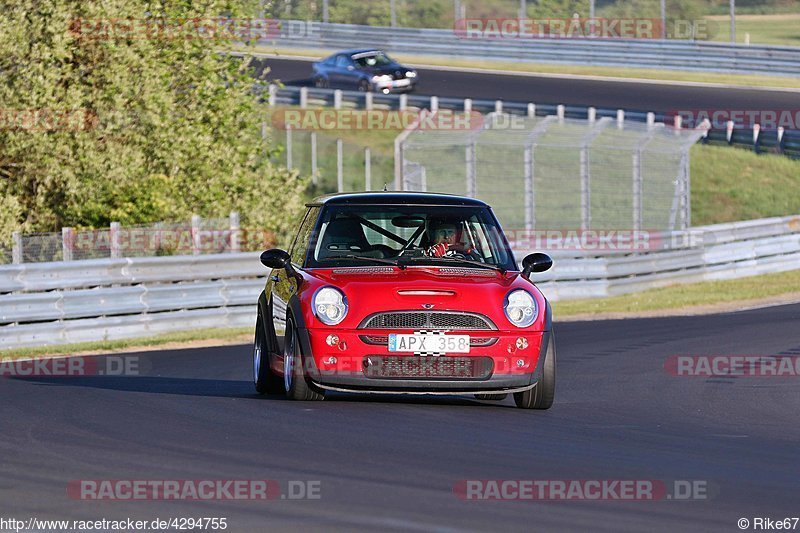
{"left": 252, "top": 192, "right": 555, "bottom": 409}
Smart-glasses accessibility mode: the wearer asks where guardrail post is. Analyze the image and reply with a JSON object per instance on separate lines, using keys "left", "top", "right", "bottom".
{"left": 726, "top": 120, "right": 734, "bottom": 143}
{"left": 229, "top": 212, "right": 240, "bottom": 253}
{"left": 495, "top": 100, "right": 503, "bottom": 114}
{"left": 268, "top": 84, "right": 277, "bottom": 107}
{"left": 336, "top": 139, "right": 344, "bottom": 192}
{"left": 110, "top": 221, "right": 121, "bottom": 258}
{"left": 12, "top": 231, "right": 22, "bottom": 264}
{"left": 299, "top": 86, "right": 308, "bottom": 108}
{"left": 646, "top": 112, "right": 655, "bottom": 128}
{"left": 334, "top": 89, "right": 342, "bottom": 109}
{"left": 365, "top": 147, "right": 371, "bottom": 190}
{"left": 286, "top": 125, "right": 293, "bottom": 168}
{"left": 464, "top": 98, "right": 472, "bottom": 113}
{"left": 527, "top": 103, "right": 535, "bottom": 118}
{"left": 430, "top": 96, "right": 439, "bottom": 112}
{"left": 191, "top": 215, "right": 201, "bottom": 256}
{"left": 399, "top": 94, "right": 407, "bottom": 111}
{"left": 587, "top": 107, "right": 596, "bottom": 124}
{"left": 556, "top": 105, "right": 564, "bottom": 122}
{"left": 62, "top": 227, "right": 74, "bottom": 262}
{"left": 777, "top": 127, "right": 785, "bottom": 154}
{"left": 673, "top": 114, "right": 682, "bottom": 135}
{"left": 753, "top": 123, "right": 761, "bottom": 154}
{"left": 311, "top": 132, "right": 318, "bottom": 184}
{"left": 365, "top": 91, "right": 373, "bottom": 110}
{"left": 616, "top": 109, "right": 624, "bottom": 129}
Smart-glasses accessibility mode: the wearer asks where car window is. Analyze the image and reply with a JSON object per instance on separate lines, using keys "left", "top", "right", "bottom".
{"left": 289, "top": 207, "right": 320, "bottom": 266}
{"left": 334, "top": 55, "right": 351, "bottom": 68}
{"left": 322, "top": 55, "right": 336, "bottom": 65}
{"left": 352, "top": 52, "right": 393, "bottom": 68}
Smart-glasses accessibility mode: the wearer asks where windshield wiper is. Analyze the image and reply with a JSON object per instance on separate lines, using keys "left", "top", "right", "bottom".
{"left": 319, "top": 255, "right": 406, "bottom": 270}
{"left": 400, "top": 256, "right": 503, "bottom": 273}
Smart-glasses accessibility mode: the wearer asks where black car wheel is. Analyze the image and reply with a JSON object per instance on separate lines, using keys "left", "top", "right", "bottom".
{"left": 284, "top": 318, "right": 325, "bottom": 401}
{"left": 314, "top": 76, "right": 328, "bottom": 89}
{"left": 514, "top": 331, "right": 556, "bottom": 409}
{"left": 254, "top": 314, "right": 283, "bottom": 395}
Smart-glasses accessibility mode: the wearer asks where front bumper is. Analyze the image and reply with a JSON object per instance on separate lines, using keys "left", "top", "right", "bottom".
{"left": 371, "top": 77, "right": 416, "bottom": 93}
{"left": 297, "top": 327, "right": 550, "bottom": 394}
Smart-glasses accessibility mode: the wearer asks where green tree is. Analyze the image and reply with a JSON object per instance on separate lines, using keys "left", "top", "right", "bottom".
{"left": 0, "top": 0, "right": 307, "bottom": 248}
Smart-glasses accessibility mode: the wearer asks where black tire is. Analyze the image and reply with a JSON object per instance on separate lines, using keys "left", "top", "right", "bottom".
{"left": 514, "top": 331, "right": 556, "bottom": 409}
{"left": 474, "top": 394, "right": 508, "bottom": 401}
{"left": 313, "top": 76, "right": 328, "bottom": 89}
{"left": 283, "top": 318, "right": 325, "bottom": 401}
{"left": 254, "top": 314, "right": 283, "bottom": 395}
{"left": 357, "top": 79, "right": 371, "bottom": 92}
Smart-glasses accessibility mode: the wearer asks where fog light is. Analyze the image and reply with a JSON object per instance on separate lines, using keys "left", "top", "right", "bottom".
{"left": 516, "top": 337, "right": 528, "bottom": 350}
{"left": 382, "top": 88, "right": 390, "bottom": 94}
{"left": 326, "top": 334, "right": 339, "bottom": 346}
{"left": 516, "top": 359, "right": 525, "bottom": 368}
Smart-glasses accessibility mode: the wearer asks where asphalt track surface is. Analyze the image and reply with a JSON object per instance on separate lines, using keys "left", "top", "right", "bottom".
{"left": 258, "top": 57, "right": 800, "bottom": 114}
{"left": 3, "top": 302, "right": 800, "bottom": 531}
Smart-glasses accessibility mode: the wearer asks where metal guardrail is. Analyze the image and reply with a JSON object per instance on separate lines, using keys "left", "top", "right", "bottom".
{"left": 1, "top": 215, "right": 799, "bottom": 349}
{"left": 264, "top": 21, "right": 800, "bottom": 76}
{"left": 263, "top": 85, "right": 800, "bottom": 159}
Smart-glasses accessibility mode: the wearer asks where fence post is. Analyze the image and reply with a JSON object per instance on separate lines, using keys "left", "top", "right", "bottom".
{"left": 365, "top": 147, "right": 371, "bottom": 190}
{"left": 365, "top": 91, "right": 373, "bottom": 110}
{"left": 334, "top": 89, "right": 342, "bottom": 109}
{"left": 399, "top": 94, "right": 407, "bottom": 111}
{"left": 527, "top": 103, "right": 535, "bottom": 118}
{"left": 495, "top": 100, "right": 503, "bottom": 114}
{"left": 191, "top": 215, "right": 201, "bottom": 255}
{"left": 430, "top": 96, "right": 439, "bottom": 112}
{"left": 557, "top": 105, "right": 565, "bottom": 122}
{"left": 12, "top": 231, "right": 22, "bottom": 264}
{"left": 268, "top": 84, "right": 277, "bottom": 107}
{"left": 646, "top": 112, "right": 655, "bottom": 128}
{"left": 580, "top": 146, "right": 590, "bottom": 231}
{"left": 286, "top": 125, "right": 293, "bottom": 168}
{"left": 523, "top": 146, "right": 535, "bottom": 231}
{"left": 110, "top": 221, "right": 121, "bottom": 258}
{"left": 229, "top": 212, "right": 241, "bottom": 253}
{"left": 464, "top": 98, "right": 472, "bottom": 113}
{"left": 299, "top": 86, "right": 308, "bottom": 108}
{"left": 311, "top": 131, "right": 318, "bottom": 184}
{"left": 336, "top": 138, "right": 344, "bottom": 192}
{"left": 616, "top": 109, "right": 624, "bottom": 129}
{"left": 587, "top": 107, "right": 596, "bottom": 124}
{"left": 62, "top": 227, "right": 74, "bottom": 262}
{"left": 465, "top": 142, "right": 476, "bottom": 198}
{"left": 632, "top": 151, "right": 642, "bottom": 232}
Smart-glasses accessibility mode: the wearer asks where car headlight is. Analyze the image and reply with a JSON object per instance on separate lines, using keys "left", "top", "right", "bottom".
{"left": 371, "top": 74, "right": 392, "bottom": 82}
{"left": 313, "top": 287, "right": 348, "bottom": 325}
{"left": 504, "top": 290, "right": 537, "bottom": 328}
{"left": 406, "top": 71, "right": 417, "bottom": 78}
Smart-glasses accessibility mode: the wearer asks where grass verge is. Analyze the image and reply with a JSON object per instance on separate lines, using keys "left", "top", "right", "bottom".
{"left": 553, "top": 269, "right": 800, "bottom": 318}
{"left": 0, "top": 327, "right": 252, "bottom": 360}
{"left": 707, "top": 14, "right": 800, "bottom": 47}
{"left": 242, "top": 45, "right": 800, "bottom": 90}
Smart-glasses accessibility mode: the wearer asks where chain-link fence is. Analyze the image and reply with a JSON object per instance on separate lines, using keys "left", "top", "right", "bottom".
{"left": 399, "top": 111, "right": 705, "bottom": 234}
{"left": 0, "top": 214, "right": 269, "bottom": 265}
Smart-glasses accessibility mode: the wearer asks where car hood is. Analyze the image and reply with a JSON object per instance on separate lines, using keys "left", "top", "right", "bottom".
{"left": 362, "top": 64, "right": 406, "bottom": 76}
{"left": 299, "top": 266, "right": 547, "bottom": 331}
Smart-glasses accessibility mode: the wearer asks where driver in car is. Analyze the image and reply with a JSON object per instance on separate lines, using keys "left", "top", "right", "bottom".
{"left": 424, "top": 221, "right": 475, "bottom": 258}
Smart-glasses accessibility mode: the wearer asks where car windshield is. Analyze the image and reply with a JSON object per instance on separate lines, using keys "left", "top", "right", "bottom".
{"left": 305, "top": 204, "right": 516, "bottom": 271}
{"left": 351, "top": 52, "right": 393, "bottom": 68}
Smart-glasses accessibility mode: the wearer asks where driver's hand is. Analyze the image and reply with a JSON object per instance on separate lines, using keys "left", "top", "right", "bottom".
{"left": 425, "top": 243, "right": 449, "bottom": 257}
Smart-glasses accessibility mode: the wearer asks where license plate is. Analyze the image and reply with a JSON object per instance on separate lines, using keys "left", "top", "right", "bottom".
{"left": 388, "top": 333, "right": 470, "bottom": 354}
{"left": 393, "top": 79, "right": 410, "bottom": 87}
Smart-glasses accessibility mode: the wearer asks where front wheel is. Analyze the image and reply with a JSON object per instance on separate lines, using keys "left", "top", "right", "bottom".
{"left": 254, "top": 315, "right": 283, "bottom": 395}
{"left": 284, "top": 318, "right": 325, "bottom": 401}
{"left": 357, "top": 79, "right": 371, "bottom": 92}
{"left": 514, "top": 331, "right": 556, "bottom": 409}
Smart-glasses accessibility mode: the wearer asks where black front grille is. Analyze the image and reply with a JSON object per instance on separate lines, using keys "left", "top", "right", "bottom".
{"left": 363, "top": 356, "right": 494, "bottom": 379}
{"left": 360, "top": 311, "right": 496, "bottom": 330}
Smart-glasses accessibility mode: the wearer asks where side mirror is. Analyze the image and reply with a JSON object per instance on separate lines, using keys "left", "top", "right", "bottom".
{"left": 260, "top": 249, "right": 291, "bottom": 269}
{"left": 521, "top": 253, "right": 552, "bottom": 278}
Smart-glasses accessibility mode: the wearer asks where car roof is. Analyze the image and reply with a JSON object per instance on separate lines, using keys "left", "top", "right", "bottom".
{"left": 307, "top": 191, "right": 489, "bottom": 207}
{"left": 324, "top": 49, "right": 387, "bottom": 59}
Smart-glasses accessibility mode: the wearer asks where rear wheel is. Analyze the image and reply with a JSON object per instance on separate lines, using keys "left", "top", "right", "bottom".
{"left": 514, "top": 332, "right": 556, "bottom": 409}
{"left": 284, "top": 318, "right": 325, "bottom": 401}
{"left": 254, "top": 314, "right": 283, "bottom": 395}
{"left": 313, "top": 76, "right": 328, "bottom": 88}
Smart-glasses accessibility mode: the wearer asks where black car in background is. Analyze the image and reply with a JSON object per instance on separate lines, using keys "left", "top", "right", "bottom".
{"left": 311, "top": 49, "right": 418, "bottom": 93}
